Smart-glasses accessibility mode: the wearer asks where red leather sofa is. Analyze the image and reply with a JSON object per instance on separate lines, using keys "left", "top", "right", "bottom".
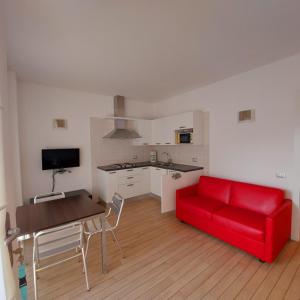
{"left": 176, "top": 176, "right": 292, "bottom": 263}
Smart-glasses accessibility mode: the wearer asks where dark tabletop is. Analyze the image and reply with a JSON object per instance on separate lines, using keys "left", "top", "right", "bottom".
{"left": 98, "top": 161, "right": 204, "bottom": 173}
{"left": 16, "top": 193, "right": 105, "bottom": 236}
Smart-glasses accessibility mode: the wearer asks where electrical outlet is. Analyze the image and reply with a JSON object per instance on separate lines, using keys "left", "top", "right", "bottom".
{"left": 276, "top": 172, "right": 287, "bottom": 179}
{"left": 192, "top": 157, "right": 198, "bottom": 163}
{"left": 132, "top": 155, "right": 138, "bottom": 160}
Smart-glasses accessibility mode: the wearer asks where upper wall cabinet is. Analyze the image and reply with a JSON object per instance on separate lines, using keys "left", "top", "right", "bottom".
{"left": 171, "top": 112, "right": 194, "bottom": 130}
{"left": 153, "top": 116, "right": 176, "bottom": 145}
{"left": 132, "top": 111, "right": 204, "bottom": 146}
{"left": 132, "top": 119, "right": 152, "bottom": 146}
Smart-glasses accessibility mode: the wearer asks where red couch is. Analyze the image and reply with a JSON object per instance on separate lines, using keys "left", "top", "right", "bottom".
{"left": 176, "top": 176, "right": 292, "bottom": 263}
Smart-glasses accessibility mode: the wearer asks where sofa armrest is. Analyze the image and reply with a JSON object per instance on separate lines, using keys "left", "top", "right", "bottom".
{"left": 265, "top": 199, "right": 292, "bottom": 263}
{"left": 176, "top": 184, "right": 198, "bottom": 199}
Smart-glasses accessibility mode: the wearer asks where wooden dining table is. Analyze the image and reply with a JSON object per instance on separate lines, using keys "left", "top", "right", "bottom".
{"left": 16, "top": 191, "right": 108, "bottom": 273}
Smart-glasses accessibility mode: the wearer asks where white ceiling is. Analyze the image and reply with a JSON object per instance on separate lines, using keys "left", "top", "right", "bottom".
{"left": 4, "top": 0, "right": 300, "bottom": 102}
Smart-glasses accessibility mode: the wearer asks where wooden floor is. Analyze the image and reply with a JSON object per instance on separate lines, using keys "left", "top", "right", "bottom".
{"left": 24, "top": 196, "right": 300, "bottom": 300}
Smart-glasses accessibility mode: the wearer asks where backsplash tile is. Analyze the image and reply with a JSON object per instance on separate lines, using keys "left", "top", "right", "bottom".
{"left": 91, "top": 118, "right": 208, "bottom": 169}
{"left": 97, "top": 138, "right": 151, "bottom": 165}
{"left": 154, "top": 145, "right": 209, "bottom": 171}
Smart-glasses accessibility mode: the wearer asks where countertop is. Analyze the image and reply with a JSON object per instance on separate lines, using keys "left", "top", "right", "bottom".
{"left": 97, "top": 161, "right": 204, "bottom": 173}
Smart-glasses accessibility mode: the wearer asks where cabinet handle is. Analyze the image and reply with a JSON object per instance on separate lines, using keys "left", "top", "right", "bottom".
{"left": 156, "top": 143, "right": 161, "bottom": 145}
{"left": 142, "top": 167, "right": 148, "bottom": 170}
{"left": 109, "top": 171, "right": 117, "bottom": 174}
{"left": 126, "top": 169, "right": 134, "bottom": 172}
{"left": 179, "top": 126, "right": 186, "bottom": 129}
{"left": 156, "top": 168, "right": 161, "bottom": 170}
{"left": 127, "top": 176, "right": 134, "bottom": 179}
{"left": 127, "top": 184, "right": 134, "bottom": 187}
{"left": 165, "top": 142, "right": 171, "bottom": 144}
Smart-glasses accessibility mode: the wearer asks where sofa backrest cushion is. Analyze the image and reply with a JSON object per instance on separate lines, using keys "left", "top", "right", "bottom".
{"left": 197, "top": 176, "right": 232, "bottom": 204}
{"left": 230, "top": 181, "right": 284, "bottom": 215}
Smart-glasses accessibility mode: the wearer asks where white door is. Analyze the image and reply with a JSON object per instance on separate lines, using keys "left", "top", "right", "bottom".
{"left": 0, "top": 108, "right": 16, "bottom": 300}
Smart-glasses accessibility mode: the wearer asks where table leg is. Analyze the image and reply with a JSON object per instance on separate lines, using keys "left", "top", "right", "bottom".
{"left": 100, "top": 213, "right": 107, "bottom": 273}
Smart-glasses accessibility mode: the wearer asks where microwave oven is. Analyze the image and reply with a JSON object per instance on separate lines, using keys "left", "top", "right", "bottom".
{"left": 175, "top": 128, "right": 193, "bottom": 144}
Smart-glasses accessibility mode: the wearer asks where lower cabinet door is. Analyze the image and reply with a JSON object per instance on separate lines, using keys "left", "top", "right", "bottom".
{"left": 140, "top": 167, "right": 150, "bottom": 194}
{"left": 150, "top": 167, "right": 166, "bottom": 196}
{"left": 118, "top": 182, "right": 140, "bottom": 199}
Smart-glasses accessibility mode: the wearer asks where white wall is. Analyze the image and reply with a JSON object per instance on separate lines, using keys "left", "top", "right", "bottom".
{"left": 18, "top": 82, "right": 155, "bottom": 201}
{"left": 0, "top": 0, "right": 8, "bottom": 209}
{"left": 154, "top": 53, "right": 300, "bottom": 240}
{"left": 0, "top": 7, "right": 21, "bottom": 220}
{"left": 4, "top": 72, "right": 22, "bottom": 207}
{"left": 0, "top": 2, "right": 17, "bottom": 298}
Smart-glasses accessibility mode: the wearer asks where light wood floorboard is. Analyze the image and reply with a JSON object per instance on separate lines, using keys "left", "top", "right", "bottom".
{"left": 21, "top": 196, "right": 300, "bottom": 300}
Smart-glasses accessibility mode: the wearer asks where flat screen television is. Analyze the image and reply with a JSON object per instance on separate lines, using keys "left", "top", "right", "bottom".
{"left": 42, "top": 148, "right": 80, "bottom": 170}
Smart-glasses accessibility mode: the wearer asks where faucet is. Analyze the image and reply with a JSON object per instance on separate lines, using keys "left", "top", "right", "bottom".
{"left": 162, "top": 152, "right": 172, "bottom": 164}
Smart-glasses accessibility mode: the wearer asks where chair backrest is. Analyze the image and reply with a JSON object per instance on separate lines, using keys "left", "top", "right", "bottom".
{"left": 108, "top": 193, "right": 125, "bottom": 228}
{"left": 33, "top": 222, "right": 82, "bottom": 260}
{"left": 84, "top": 193, "right": 124, "bottom": 233}
{"left": 34, "top": 192, "right": 65, "bottom": 204}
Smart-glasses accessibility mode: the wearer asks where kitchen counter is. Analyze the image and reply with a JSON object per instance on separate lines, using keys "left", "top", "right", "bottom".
{"left": 97, "top": 161, "right": 204, "bottom": 173}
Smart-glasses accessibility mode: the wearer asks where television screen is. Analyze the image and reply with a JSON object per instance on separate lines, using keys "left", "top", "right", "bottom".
{"left": 42, "top": 148, "right": 80, "bottom": 170}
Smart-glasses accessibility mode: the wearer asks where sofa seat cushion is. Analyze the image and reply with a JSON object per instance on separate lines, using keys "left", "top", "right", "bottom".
{"left": 178, "top": 195, "right": 226, "bottom": 220}
{"left": 212, "top": 206, "right": 265, "bottom": 242}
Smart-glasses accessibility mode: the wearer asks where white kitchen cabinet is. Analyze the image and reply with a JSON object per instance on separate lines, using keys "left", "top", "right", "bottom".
{"left": 132, "top": 119, "right": 152, "bottom": 146}
{"left": 150, "top": 111, "right": 203, "bottom": 146}
{"left": 117, "top": 168, "right": 140, "bottom": 177}
{"left": 131, "top": 111, "right": 203, "bottom": 146}
{"left": 161, "top": 116, "right": 175, "bottom": 145}
{"left": 98, "top": 167, "right": 151, "bottom": 202}
{"left": 118, "top": 168, "right": 142, "bottom": 198}
{"left": 152, "top": 118, "right": 164, "bottom": 145}
{"left": 167, "top": 169, "right": 183, "bottom": 176}
{"left": 161, "top": 169, "right": 203, "bottom": 213}
{"left": 150, "top": 167, "right": 167, "bottom": 196}
{"left": 97, "top": 165, "right": 204, "bottom": 213}
{"left": 171, "top": 112, "right": 194, "bottom": 130}
{"left": 140, "top": 167, "right": 151, "bottom": 194}
{"left": 118, "top": 182, "right": 141, "bottom": 199}
{"left": 152, "top": 117, "right": 174, "bottom": 145}
{"left": 97, "top": 169, "right": 119, "bottom": 203}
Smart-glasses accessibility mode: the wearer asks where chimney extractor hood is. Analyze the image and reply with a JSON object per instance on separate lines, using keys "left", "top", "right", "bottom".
{"left": 103, "top": 96, "right": 141, "bottom": 139}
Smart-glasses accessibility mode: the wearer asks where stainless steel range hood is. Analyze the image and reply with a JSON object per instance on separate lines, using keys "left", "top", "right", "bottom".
{"left": 103, "top": 96, "right": 141, "bottom": 139}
